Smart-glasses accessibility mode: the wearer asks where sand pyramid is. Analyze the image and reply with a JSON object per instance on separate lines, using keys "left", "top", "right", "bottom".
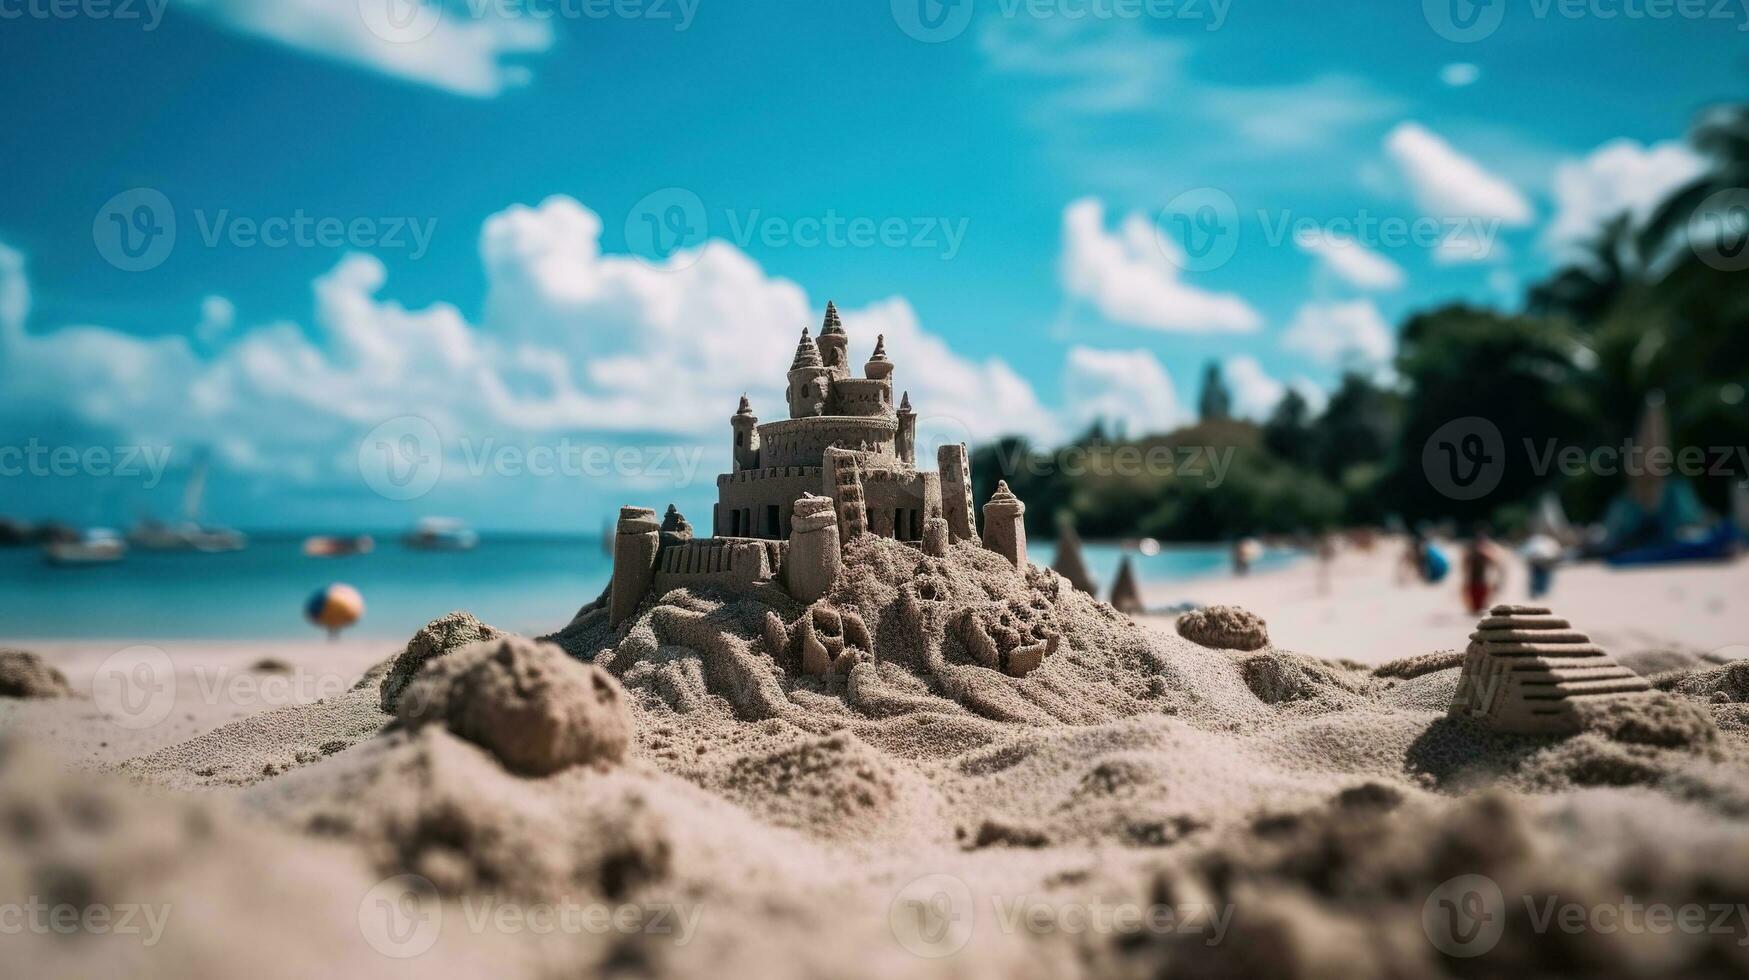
{"left": 1051, "top": 517, "right": 1098, "bottom": 596}
{"left": 1448, "top": 604, "right": 1650, "bottom": 734}
{"left": 1109, "top": 555, "right": 1145, "bottom": 616}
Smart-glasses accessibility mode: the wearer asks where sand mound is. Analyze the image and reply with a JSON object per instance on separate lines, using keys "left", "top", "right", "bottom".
{"left": 380, "top": 611, "right": 503, "bottom": 713}
{"left": 0, "top": 648, "right": 71, "bottom": 698}
{"left": 397, "top": 635, "right": 631, "bottom": 776}
{"left": 1175, "top": 605, "right": 1270, "bottom": 651}
{"left": 1372, "top": 650, "right": 1464, "bottom": 680}
{"left": 1657, "top": 659, "right": 1749, "bottom": 704}
{"left": 1235, "top": 651, "right": 1369, "bottom": 707}
{"left": 1116, "top": 789, "right": 1749, "bottom": 978}
{"left": 116, "top": 686, "right": 387, "bottom": 790}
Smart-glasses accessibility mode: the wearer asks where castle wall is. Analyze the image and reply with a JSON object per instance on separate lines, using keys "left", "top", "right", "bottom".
{"left": 651, "top": 537, "right": 785, "bottom": 594}
{"left": 830, "top": 379, "right": 893, "bottom": 418}
{"left": 861, "top": 470, "right": 940, "bottom": 541}
{"left": 756, "top": 416, "right": 897, "bottom": 468}
{"left": 716, "top": 466, "right": 827, "bottom": 538}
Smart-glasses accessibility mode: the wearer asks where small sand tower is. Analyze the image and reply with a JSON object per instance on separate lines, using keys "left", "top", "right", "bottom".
{"left": 610, "top": 507, "right": 662, "bottom": 628}
{"left": 981, "top": 481, "right": 1027, "bottom": 570}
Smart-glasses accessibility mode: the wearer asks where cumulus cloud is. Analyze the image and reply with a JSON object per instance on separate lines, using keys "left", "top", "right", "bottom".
{"left": 1223, "top": 356, "right": 1327, "bottom": 422}
{"left": 1385, "top": 122, "right": 1533, "bottom": 253}
{"left": 0, "top": 198, "right": 1053, "bottom": 503}
{"left": 1281, "top": 300, "right": 1394, "bottom": 369}
{"left": 1293, "top": 230, "right": 1405, "bottom": 291}
{"left": 1061, "top": 347, "right": 1187, "bottom": 438}
{"left": 1544, "top": 138, "right": 1707, "bottom": 257}
{"left": 1059, "top": 198, "right": 1261, "bottom": 334}
{"left": 176, "top": 0, "right": 552, "bottom": 97}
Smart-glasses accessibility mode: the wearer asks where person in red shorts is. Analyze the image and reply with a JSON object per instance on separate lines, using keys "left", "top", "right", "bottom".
{"left": 1460, "top": 526, "right": 1508, "bottom": 615}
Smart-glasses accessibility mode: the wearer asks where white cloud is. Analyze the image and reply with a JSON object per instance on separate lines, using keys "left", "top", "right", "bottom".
{"left": 0, "top": 198, "right": 1053, "bottom": 495}
{"left": 1385, "top": 122, "right": 1533, "bottom": 228}
{"left": 1223, "top": 356, "right": 1327, "bottom": 421}
{"left": 195, "top": 295, "right": 235, "bottom": 345}
{"left": 176, "top": 0, "right": 552, "bottom": 97}
{"left": 1281, "top": 300, "right": 1394, "bottom": 369}
{"left": 1062, "top": 347, "right": 1187, "bottom": 437}
{"left": 1293, "top": 229, "right": 1405, "bottom": 291}
{"left": 1440, "top": 63, "right": 1481, "bottom": 87}
{"left": 1059, "top": 198, "right": 1261, "bottom": 334}
{"left": 1544, "top": 138, "right": 1707, "bottom": 257}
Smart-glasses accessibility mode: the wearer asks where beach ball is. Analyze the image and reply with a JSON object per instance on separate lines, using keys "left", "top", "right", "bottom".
{"left": 306, "top": 583, "right": 365, "bottom": 637}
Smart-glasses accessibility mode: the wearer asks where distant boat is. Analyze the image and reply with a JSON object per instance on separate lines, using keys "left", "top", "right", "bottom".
{"left": 43, "top": 528, "right": 127, "bottom": 566}
{"left": 303, "top": 535, "right": 375, "bottom": 558}
{"left": 127, "top": 455, "right": 247, "bottom": 553}
{"left": 403, "top": 518, "right": 479, "bottom": 552}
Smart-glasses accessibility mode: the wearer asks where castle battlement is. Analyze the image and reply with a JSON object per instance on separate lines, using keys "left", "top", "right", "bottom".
{"left": 607, "top": 302, "right": 1029, "bottom": 628}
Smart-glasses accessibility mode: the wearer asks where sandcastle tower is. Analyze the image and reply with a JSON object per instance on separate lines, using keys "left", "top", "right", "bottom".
{"left": 1051, "top": 514, "right": 1098, "bottom": 595}
{"left": 896, "top": 392, "right": 917, "bottom": 465}
{"left": 1448, "top": 604, "right": 1651, "bottom": 734}
{"left": 787, "top": 328, "right": 830, "bottom": 418}
{"left": 785, "top": 494, "right": 842, "bottom": 604}
{"left": 863, "top": 334, "right": 893, "bottom": 381}
{"left": 981, "top": 480, "right": 1027, "bottom": 570}
{"left": 610, "top": 506, "right": 662, "bottom": 627}
{"left": 730, "top": 394, "right": 760, "bottom": 472}
{"left": 938, "top": 443, "right": 976, "bottom": 542}
{"left": 1109, "top": 555, "right": 1144, "bottom": 615}
{"left": 816, "top": 301, "right": 849, "bottom": 373}
{"left": 659, "top": 504, "right": 693, "bottom": 549}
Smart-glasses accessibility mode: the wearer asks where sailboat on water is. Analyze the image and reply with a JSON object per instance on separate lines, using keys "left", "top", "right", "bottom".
{"left": 127, "top": 454, "right": 247, "bottom": 553}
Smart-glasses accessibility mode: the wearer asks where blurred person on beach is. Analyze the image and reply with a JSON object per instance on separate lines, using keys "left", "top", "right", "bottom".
{"left": 1461, "top": 527, "right": 1509, "bottom": 615}
{"left": 1315, "top": 534, "right": 1337, "bottom": 596}
{"left": 1231, "top": 539, "right": 1252, "bottom": 577}
{"left": 1522, "top": 534, "right": 1562, "bottom": 599}
{"left": 1398, "top": 530, "right": 1450, "bottom": 587}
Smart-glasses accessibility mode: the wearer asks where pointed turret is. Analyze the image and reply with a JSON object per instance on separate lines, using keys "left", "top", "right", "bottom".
{"left": 789, "top": 327, "right": 822, "bottom": 371}
{"left": 896, "top": 390, "right": 917, "bottom": 464}
{"left": 817, "top": 301, "right": 849, "bottom": 374}
{"left": 736, "top": 393, "right": 753, "bottom": 416}
{"left": 731, "top": 393, "right": 760, "bottom": 472}
{"left": 865, "top": 333, "right": 894, "bottom": 381}
{"left": 788, "top": 327, "right": 830, "bottom": 417}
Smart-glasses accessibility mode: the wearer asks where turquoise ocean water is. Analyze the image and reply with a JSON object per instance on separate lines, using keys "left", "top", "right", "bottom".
{"left": 0, "top": 536, "right": 1298, "bottom": 640}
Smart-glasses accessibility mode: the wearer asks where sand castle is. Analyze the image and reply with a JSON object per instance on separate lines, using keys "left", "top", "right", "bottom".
{"left": 1448, "top": 604, "right": 1652, "bottom": 733}
{"left": 608, "top": 304, "right": 1034, "bottom": 646}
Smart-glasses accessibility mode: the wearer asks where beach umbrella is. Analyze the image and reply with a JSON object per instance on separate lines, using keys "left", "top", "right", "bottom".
{"left": 305, "top": 583, "right": 365, "bottom": 639}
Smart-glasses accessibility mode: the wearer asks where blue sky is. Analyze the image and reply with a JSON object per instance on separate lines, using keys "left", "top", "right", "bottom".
{"left": 0, "top": 0, "right": 1741, "bottom": 531}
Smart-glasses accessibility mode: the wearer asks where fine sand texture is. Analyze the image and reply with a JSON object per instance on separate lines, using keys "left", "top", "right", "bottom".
{"left": 2, "top": 537, "right": 1747, "bottom": 979}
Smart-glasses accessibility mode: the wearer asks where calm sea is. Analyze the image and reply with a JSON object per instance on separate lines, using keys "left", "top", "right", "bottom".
{"left": 0, "top": 536, "right": 1298, "bottom": 640}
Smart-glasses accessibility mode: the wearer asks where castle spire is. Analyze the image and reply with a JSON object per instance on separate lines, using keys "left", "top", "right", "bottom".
{"left": 790, "top": 327, "right": 822, "bottom": 371}
{"left": 821, "top": 300, "right": 845, "bottom": 336}
{"left": 864, "top": 332, "right": 894, "bottom": 381}
{"left": 900, "top": 391, "right": 912, "bottom": 412}
{"left": 736, "top": 393, "right": 753, "bottom": 415}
